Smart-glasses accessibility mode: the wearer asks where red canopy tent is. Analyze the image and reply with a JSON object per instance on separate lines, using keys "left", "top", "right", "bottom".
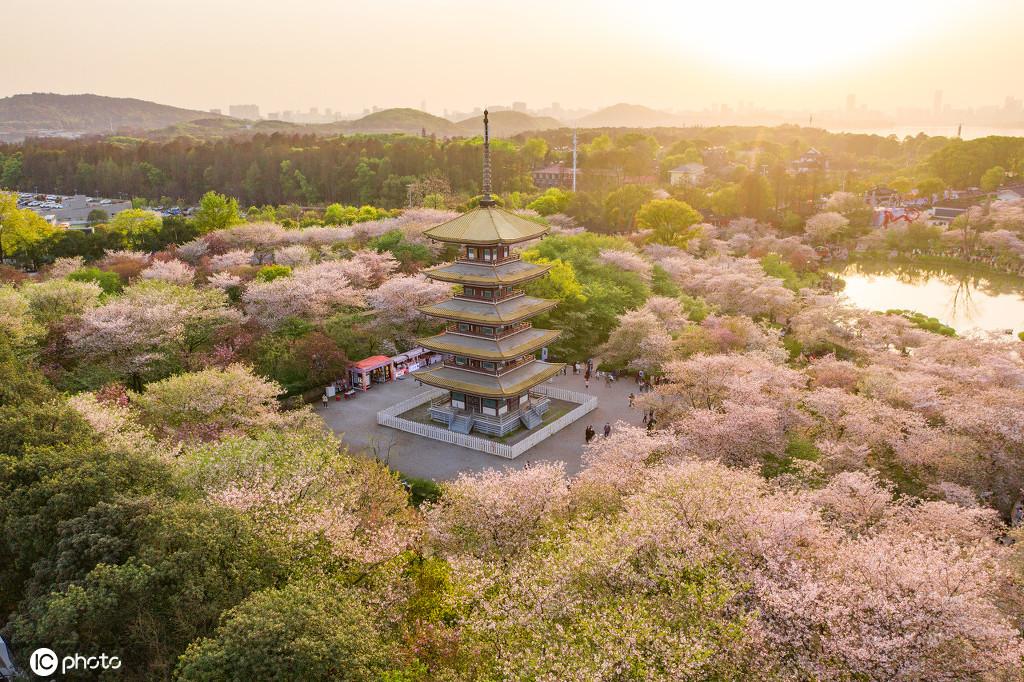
{"left": 349, "top": 355, "right": 394, "bottom": 390}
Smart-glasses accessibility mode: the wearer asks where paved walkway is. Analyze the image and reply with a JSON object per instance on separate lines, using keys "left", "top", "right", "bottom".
{"left": 319, "top": 372, "right": 643, "bottom": 481}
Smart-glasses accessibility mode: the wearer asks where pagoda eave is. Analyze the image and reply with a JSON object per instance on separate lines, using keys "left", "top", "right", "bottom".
{"left": 422, "top": 262, "right": 553, "bottom": 286}
{"left": 413, "top": 361, "right": 564, "bottom": 399}
{"left": 422, "top": 206, "right": 550, "bottom": 245}
{"left": 417, "top": 328, "right": 560, "bottom": 361}
{"left": 418, "top": 297, "right": 557, "bottom": 324}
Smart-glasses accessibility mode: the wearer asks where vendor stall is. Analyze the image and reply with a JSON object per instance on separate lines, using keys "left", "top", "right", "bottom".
{"left": 349, "top": 355, "right": 395, "bottom": 390}
{"left": 392, "top": 347, "right": 433, "bottom": 377}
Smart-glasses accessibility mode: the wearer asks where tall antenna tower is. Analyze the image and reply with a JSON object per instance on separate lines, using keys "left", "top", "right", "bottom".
{"left": 571, "top": 128, "right": 578, "bottom": 192}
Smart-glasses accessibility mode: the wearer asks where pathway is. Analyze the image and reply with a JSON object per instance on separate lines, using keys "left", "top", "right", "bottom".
{"left": 319, "top": 371, "right": 642, "bottom": 480}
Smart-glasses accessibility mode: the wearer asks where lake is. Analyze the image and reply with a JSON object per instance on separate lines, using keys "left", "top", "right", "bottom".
{"left": 830, "top": 261, "right": 1024, "bottom": 336}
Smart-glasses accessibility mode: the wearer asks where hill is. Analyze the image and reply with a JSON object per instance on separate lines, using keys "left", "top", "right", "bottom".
{"left": 577, "top": 103, "right": 685, "bottom": 128}
{"left": 342, "top": 108, "right": 461, "bottom": 136}
{"left": 455, "top": 110, "right": 563, "bottom": 137}
{"left": 0, "top": 93, "right": 224, "bottom": 141}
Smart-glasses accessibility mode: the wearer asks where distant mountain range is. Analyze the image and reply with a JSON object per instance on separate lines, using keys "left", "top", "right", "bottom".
{"left": 0, "top": 93, "right": 226, "bottom": 141}
{"left": 0, "top": 93, "right": 695, "bottom": 143}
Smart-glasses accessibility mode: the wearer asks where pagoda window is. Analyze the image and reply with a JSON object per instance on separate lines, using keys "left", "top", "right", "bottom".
{"left": 455, "top": 356, "right": 467, "bottom": 366}
{"left": 481, "top": 326, "right": 494, "bottom": 336}
{"left": 451, "top": 392, "right": 466, "bottom": 409}
{"left": 458, "top": 323, "right": 471, "bottom": 333}
{"left": 467, "top": 247, "right": 476, "bottom": 260}
{"left": 482, "top": 289, "right": 493, "bottom": 299}
{"left": 482, "top": 398, "right": 498, "bottom": 416}
{"left": 464, "top": 287, "right": 475, "bottom": 297}
{"left": 482, "top": 361, "right": 496, "bottom": 371}
{"left": 483, "top": 249, "right": 493, "bottom": 261}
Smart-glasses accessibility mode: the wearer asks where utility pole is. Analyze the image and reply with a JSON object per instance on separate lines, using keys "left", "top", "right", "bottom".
{"left": 571, "top": 128, "right": 578, "bottom": 192}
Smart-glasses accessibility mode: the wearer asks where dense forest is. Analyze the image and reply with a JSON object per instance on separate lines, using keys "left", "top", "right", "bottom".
{"left": 4, "top": 127, "right": 1024, "bottom": 214}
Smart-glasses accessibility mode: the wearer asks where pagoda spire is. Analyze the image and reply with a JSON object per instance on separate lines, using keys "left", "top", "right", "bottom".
{"left": 480, "top": 109, "right": 495, "bottom": 207}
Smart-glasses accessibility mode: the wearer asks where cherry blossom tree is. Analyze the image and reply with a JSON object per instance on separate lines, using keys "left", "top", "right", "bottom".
{"left": 131, "top": 363, "right": 313, "bottom": 442}
{"left": 804, "top": 211, "right": 849, "bottom": 244}
{"left": 424, "top": 462, "right": 570, "bottom": 557}
{"left": 365, "top": 275, "right": 450, "bottom": 323}
{"left": 242, "top": 261, "right": 363, "bottom": 328}
{"left": 209, "top": 249, "right": 255, "bottom": 271}
{"left": 184, "top": 429, "right": 420, "bottom": 564}
{"left": 140, "top": 259, "right": 196, "bottom": 285}
{"left": 597, "top": 248, "right": 652, "bottom": 281}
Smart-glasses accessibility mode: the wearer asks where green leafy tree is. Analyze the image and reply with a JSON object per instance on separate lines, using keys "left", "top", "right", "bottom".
{"left": 192, "top": 191, "right": 243, "bottom": 234}
{"left": 107, "top": 208, "right": 162, "bottom": 248}
{"left": 0, "top": 192, "right": 57, "bottom": 266}
{"left": 603, "top": 185, "right": 653, "bottom": 233}
{"left": 68, "top": 266, "right": 123, "bottom": 294}
{"left": 980, "top": 165, "right": 1006, "bottom": 192}
{"left": 527, "top": 188, "right": 571, "bottom": 216}
{"left": 636, "top": 198, "right": 703, "bottom": 246}
{"left": 175, "top": 580, "right": 397, "bottom": 681}
{"left": 255, "top": 264, "right": 293, "bottom": 282}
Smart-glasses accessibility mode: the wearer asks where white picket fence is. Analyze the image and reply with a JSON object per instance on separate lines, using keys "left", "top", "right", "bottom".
{"left": 376, "top": 386, "right": 597, "bottom": 459}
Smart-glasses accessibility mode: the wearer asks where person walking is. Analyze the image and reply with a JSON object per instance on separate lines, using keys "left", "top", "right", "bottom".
{"left": 628, "top": 392, "right": 635, "bottom": 408}
{"left": 584, "top": 377, "right": 590, "bottom": 390}
{"left": 603, "top": 422, "right": 612, "bottom": 438}
{"left": 642, "top": 411, "right": 649, "bottom": 426}
{"left": 321, "top": 393, "right": 329, "bottom": 409}
{"left": 585, "top": 424, "right": 596, "bottom": 443}
{"left": 647, "top": 416, "right": 657, "bottom": 432}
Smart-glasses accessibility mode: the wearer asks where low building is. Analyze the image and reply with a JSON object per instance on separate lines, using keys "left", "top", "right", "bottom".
{"left": 668, "top": 162, "right": 706, "bottom": 186}
{"left": 865, "top": 185, "right": 901, "bottom": 208}
{"left": 930, "top": 206, "right": 966, "bottom": 225}
{"left": 532, "top": 162, "right": 575, "bottom": 189}
{"left": 791, "top": 147, "right": 829, "bottom": 174}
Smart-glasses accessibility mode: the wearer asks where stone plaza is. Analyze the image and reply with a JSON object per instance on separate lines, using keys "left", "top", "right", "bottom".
{"left": 319, "top": 371, "right": 643, "bottom": 480}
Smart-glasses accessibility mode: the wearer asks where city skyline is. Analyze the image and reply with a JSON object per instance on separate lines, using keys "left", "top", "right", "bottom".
{"left": 3, "top": 0, "right": 1022, "bottom": 115}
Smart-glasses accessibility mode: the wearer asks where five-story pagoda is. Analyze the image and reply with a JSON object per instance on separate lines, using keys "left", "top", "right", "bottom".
{"left": 414, "top": 111, "right": 564, "bottom": 436}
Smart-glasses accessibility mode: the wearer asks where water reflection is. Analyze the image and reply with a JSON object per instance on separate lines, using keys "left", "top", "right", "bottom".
{"left": 830, "top": 261, "right": 1024, "bottom": 335}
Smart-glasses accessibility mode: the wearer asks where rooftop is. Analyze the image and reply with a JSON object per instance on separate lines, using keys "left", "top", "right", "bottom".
{"left": 422, "top": 259, "right": 552, "bottom": 286}
{"left": 414, "top": 359, "right": 564, "bottom": 398}
{"left": 423, "top": 206, "right": 550, "bottom": 245}
{"left": 418, "top": 327, "right": 560, "bottom": 361}
{"left": 419, "top": 295, "right": 558, "bottom": 324}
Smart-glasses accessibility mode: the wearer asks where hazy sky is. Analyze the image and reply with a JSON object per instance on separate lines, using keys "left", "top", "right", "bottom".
{"left": 3, "top": 0, "right": 1022, "bottom": 115}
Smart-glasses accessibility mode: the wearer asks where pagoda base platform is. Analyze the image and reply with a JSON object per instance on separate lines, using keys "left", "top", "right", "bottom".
{"left": 377, "top": 385, "right": 597, "bottom": 459}
{"left": 427, "top": 393, "right": 550, "bottom": 436}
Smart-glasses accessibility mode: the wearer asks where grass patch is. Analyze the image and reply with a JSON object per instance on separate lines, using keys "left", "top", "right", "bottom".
{"left": 886, "top": 309, "right": 956, "bottom": 337}
{"left": 762, "top": 434, "right": 821, "bottom": 478}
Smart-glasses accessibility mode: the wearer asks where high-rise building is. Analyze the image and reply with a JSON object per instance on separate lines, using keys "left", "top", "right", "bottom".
{"left": 228, "top": 104, "right": 260, "bottom": 120}
{"left": 512, "top": 101, "right": 527, "bottom": 112}
{"left": 411, "top": 111, "right": 564, "bottom": 436}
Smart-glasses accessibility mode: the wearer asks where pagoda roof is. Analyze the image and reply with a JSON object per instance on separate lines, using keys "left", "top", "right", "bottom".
{"left": 413, "top": 360, "right": 564, "bottom": 398}
{"left": 418, "top": 327, "right": 560, "bottom": 361}
{"left": 423, "top": 259, "right": 552, "bottom": 286}
{"left": 419, "top": 295, "right": 557, "bottom": 324}
{"left": 423, "top": 206, "right": 549, "bottom": 245}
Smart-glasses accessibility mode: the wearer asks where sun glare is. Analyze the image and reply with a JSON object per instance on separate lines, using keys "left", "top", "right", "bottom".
{"left": 657, "top": 0, "right": 966, "bottom": 74}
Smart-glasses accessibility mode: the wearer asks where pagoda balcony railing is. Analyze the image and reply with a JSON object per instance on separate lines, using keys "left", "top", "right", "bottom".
{"left": 445, "top": 321, "right": 532, "bottom": 339}
{"left": 455, "top": 254, "right": 520, "bottom": 266}
{"left": 453, "top": 289, "right": 524, "bottom": 303}
{"left": 442, "top": 355, "right": 535, "bottom": 375}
